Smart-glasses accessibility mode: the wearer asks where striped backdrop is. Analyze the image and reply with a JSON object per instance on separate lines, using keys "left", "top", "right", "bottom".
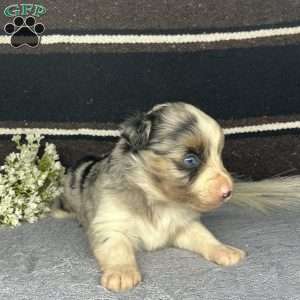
{"left": 0, "top": 0, "right": 300, "bottom": 180}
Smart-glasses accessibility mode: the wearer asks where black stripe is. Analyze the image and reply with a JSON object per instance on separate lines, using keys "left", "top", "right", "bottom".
{"left": 76, "top": 152, "right": 111, "bottom": 191}
{"left": 71, "top": 155, "right": 102, "bottom": 172}
{"left": 70, "top": 155, "right": 106, "bottom": 189}
{"left": 80, "top": 160, "right": 99, "bottom": 191}
{"left": 1, "top": 45, "right": 300, "bottom": 123}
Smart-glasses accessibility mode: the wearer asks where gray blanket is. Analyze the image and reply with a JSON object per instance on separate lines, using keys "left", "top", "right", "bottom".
{"left": 0, "top": 205, "right": 299, "bottom": 300}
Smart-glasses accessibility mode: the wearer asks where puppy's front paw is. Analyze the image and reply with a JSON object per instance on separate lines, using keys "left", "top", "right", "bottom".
{"left": 101, "top": 266, "right": 142, "bottom": 292}
{"left": 207, "top": 244, "right": 246, "bottom": 266}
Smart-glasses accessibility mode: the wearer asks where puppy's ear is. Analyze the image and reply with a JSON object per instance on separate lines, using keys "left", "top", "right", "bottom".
{"left": 120, "top": 112, "right": 152, "bottom": 151}
{"left": 147, "top": 102, "right": 170, "bottom": 115}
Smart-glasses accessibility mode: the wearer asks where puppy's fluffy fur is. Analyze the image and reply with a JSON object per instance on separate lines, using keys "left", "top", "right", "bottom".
{"left": 54, "top": 102, "right": 298, "bottom": 292}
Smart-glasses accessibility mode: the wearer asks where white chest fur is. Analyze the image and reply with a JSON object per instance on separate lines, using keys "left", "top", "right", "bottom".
{"left": 135, "top": 203, "right": 199, "bottom": 251}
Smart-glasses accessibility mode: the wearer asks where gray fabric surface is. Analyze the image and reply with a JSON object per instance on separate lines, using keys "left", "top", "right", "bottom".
{"left": 0, "top": 205, "right": 299, "bottom": 300}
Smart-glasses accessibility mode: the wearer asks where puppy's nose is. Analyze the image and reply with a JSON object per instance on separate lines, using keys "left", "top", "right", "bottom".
{"left": 220, "top": 185, "right": 232, "bottom": 201}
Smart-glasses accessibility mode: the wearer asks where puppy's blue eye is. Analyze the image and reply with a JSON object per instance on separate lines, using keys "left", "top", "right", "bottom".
{"left": 183, "top": 153, "right": 200, "bottom": 168}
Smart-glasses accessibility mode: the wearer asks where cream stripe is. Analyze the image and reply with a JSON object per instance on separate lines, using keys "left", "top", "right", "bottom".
{"left": 0, "top": 36, "right": 10, "bottom": 43}
{"left": 1, "top": 26, "right": 300, "bottom": 45}
{"left": 42, "top": 27, "right": 300, "bottom": 44}
{"left": 223, "top": 121, "right": 300, "bottom": 135}
{"left": 0, "top": 128, "right": 120, "bottom": 137}
{"left": 0, "top": 121, "right": 299, "bottom": 137}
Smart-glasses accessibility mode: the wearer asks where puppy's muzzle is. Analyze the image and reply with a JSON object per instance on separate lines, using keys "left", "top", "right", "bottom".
{"left": 219, "top": 183, "right": 233, "bottom": 202}
{"left": 209, "top": 174, "right": 233, "bottom": 204}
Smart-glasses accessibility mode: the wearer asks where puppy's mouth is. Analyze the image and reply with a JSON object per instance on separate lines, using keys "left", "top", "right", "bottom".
{"left": 187, "top": 186, "right": 233, "bottom": 212}
{"left": 188, "top": 198, "right": 225, "bottom": 212}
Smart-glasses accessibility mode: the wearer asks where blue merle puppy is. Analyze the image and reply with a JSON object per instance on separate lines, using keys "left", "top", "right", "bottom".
{"left": 54, "top": 102, "right": 246, "bottom": 292}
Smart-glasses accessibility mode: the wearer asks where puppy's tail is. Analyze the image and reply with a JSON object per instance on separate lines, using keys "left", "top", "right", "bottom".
{"left": 231, "top": 176, "right": 300, "bottom": 213}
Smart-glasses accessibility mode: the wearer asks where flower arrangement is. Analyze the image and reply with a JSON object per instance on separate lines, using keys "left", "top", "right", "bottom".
{"left": 0, "top": 134, "right": 65, "bottom": 227}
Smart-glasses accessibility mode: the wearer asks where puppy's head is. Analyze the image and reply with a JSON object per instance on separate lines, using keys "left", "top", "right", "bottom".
{"left": 120, "top": 102, "right": 233, "bottom": 212}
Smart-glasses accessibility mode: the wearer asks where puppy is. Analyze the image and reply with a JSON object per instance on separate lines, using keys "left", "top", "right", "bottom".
{"left": 59, "top": 102, "right": 246, "bottom": 292}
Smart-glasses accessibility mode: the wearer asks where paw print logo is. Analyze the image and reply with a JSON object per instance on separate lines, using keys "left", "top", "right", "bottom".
{"left": 4, "top": 16, "right": 45, "bottom": 48}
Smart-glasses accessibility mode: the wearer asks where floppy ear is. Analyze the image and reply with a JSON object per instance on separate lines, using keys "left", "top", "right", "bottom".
{"left": 120, "top": 112, "right": 152, "bottom": 151}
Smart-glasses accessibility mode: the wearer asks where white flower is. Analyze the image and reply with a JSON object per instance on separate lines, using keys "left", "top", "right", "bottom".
{"left": 0, "top": 134, "right": 65, "bottom": 227}
{"left": 6, "top": 152, "right": 18, "bottom": 163}
{"left": 9, "top": 215, "right": 20, "bottom": 226}
{"left": 11, "top": 135, "right": 21, "bottom": 144}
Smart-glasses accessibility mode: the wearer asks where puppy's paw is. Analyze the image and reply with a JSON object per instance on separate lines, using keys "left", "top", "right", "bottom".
{"left": 51, "top": 209, "right": 75, "bottom": 219}
{"left": 101, "top": 266, "right": 141, "bottom": 292}
{"left": 207, "top": 244, "right": 246, "bottom": 266}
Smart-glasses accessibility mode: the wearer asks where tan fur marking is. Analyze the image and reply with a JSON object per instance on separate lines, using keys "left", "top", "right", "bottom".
{"left": 142, "top": 153, "right": 194, "bottom": 203}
